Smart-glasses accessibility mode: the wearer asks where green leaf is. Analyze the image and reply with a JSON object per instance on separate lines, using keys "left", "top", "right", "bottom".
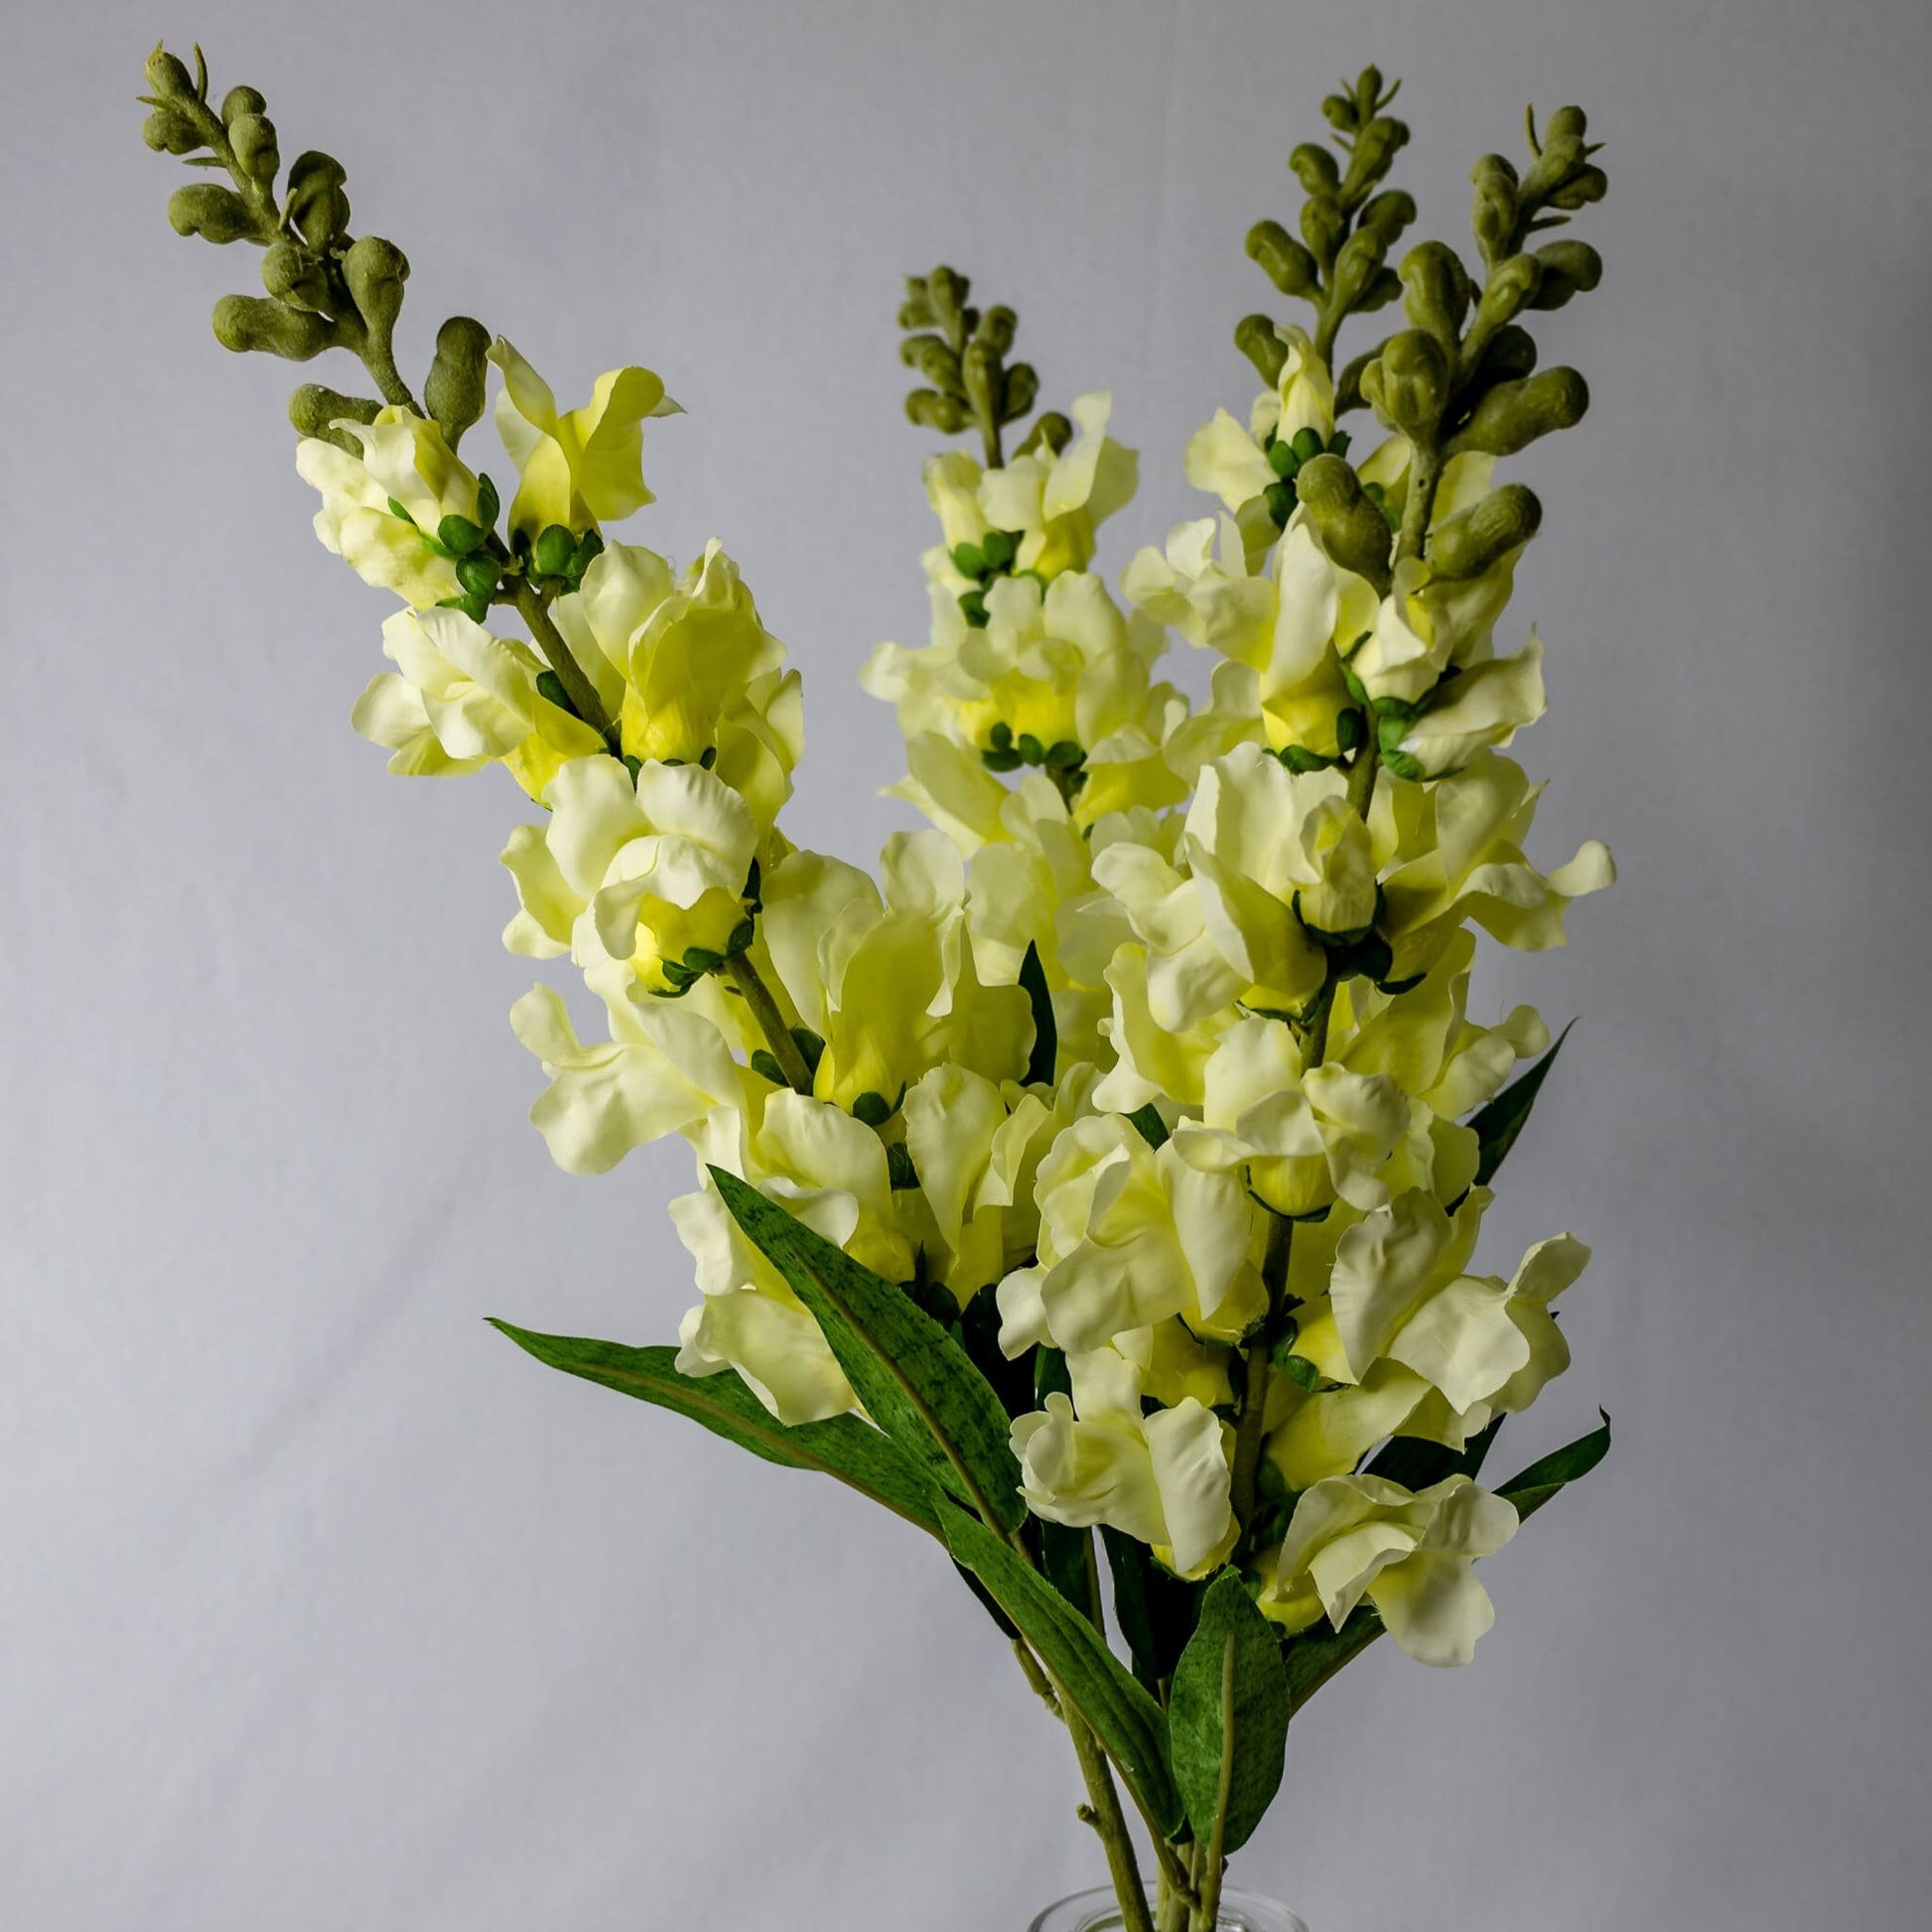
{"left": 1168, "top": 1571, "right": 1291, "bottom": 1854}
{"left": 1101, "top": 1526, "right": 1204, "bottom": 1697}
{"left": 487, "top": 1322, "right": 940, "bottom": 1535}
{"left": 1020, "top": 940, "right": 1056, "bottom": 1086}
{"left": 1469, "top": 1021, "right": 1574, "bottom": 1186}
{"left": 1496, "top": 1410, "right": 1611, "bottom": 1522}
{"left": 710, "top": 1170, "right": 1025, "bottom": 1532}
{"left": 1284, "top": 1604, "right": 1381, "bottom": 1715}
{"left": 1039, "top": 1520, "right": 1099, "bottom": 1620}
{"left": 942, "top": 1507, "right": 1183, "bottom": 1838}
{"left": 1364, "top": 1413, "right": 1504, "bottom": 1492}
{"left": 1127, "top": 1103, "right": 1170, "bottom": 1150}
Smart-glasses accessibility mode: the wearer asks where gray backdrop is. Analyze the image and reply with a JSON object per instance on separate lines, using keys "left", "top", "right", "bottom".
{"left": 7, "top": 2, "right": 1931, "bottom": 1927}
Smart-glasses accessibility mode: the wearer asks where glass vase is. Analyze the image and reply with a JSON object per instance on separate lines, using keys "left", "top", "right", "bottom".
{"left": 1030, "top": 1887, "right": 1308, "bottom": 1931}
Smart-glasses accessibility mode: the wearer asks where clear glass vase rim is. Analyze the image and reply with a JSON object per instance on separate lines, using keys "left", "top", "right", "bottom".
{"left": 1029, "top": 1885, "right": 1308, "bottom": 1931}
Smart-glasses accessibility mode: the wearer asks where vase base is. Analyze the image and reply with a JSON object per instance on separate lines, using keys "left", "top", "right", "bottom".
{"left": 1030, "top": 1886, "right": 1308, "bottom": 1932}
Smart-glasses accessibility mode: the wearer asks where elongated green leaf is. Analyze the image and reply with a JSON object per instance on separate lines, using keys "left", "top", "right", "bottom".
{"left": 488, "top": 1322, "right": 940, "bottom": 1535}
{"left": 1284, "top": 1605, "right": 1381, "bottom": 1715}
{"left": 943, "top": 1507, "right": 1184, "bottom": 1838}
{"left": 1168, "top": 1571, "right": 1291, "bottom": 1854}
{"left": 1102, "top": 1525, "right": 1205, "bottom": 1697}
{"left": 711, "top": 1169, "right": 1026, "bottom": 1532}
{"left": 1496, "top": 1410, "right": 1611, "bottom": 1521}
{"left": 1020, "top": 939, "right": 1056, "bottom": 1087}
{"left": 1365, "top": 1413, "right": 1504, "bottom": 1492}
{"left": 1469, "top": 1021, "right": 1574, "bottom": 1186}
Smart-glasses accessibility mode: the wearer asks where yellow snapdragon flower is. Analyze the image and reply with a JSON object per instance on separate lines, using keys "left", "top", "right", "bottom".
{"left": 295, "top": 407, "right": 482, "bottom": 607}
{"left": 550, "top": 540, "right": 803, "bottom": 830}
{"left": 1012, "top": 1345, "right": 1234, "bottom": 1578}
{"left": 501, "top": 754, "right": 758, "bottom": 997}
{"left": 1373, "top": 751, "right": 1615, "bottom": 981}
{"left": 1181, "top": 326, "right": 1334, "bottom": 516}
{"left": 1170, "top": 1016, "right": 1409, "bottom": 1219}
{"left": 976, "top": 390, "right": 1138, "bottom": 581}
{"left": 756, "top": 834, "right": 1033, "bottom": 1109}
{"left": 996, "top": 1113, "right": 1265, "bottom": 1355}
{"left": 487, "top": 337, "right": 680, "bottom": 539}
{"left": 1261, "top": 1473, "right": 1518, "bottom": 1667}
{"left": 672, "top": 1089, "right": 916, "bottom": 1424}
{"left": 508, "top": 979, "right": 741, "bottom": 1175}
{"left": 1092, "top": 744, "right": 1372, "bottom": 1035}
{"left": 349, "top": 607, "right": 603, "bottom": 794}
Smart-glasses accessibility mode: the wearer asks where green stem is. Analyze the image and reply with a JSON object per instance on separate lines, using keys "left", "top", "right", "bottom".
{"left": 725, "top": 953, "right": 813, "bottom": 1093}
{"left": 511, "top": 579, "right": 615, "bottom": 745}
{"left": 1228, "top": 1212, "right": 1294, "bottom": 1534}
{"left": 1394, "top": 439, "right": 1443, "bottom": 567}
{"left": 1064, "top": 1713, "right": 1157, "bottom": 1932}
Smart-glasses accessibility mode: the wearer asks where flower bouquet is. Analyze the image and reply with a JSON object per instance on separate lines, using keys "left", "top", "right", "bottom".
{"left": 137, "top": 43, "right": 1615, "bottom": 1930}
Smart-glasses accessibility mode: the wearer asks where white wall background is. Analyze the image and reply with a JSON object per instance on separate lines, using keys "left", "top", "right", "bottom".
{"left": 7, "top": 2, "right": 1931, "bottom": 1927}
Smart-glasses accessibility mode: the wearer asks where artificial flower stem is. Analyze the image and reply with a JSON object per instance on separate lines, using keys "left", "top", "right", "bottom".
{"left": 1230, "top": 1212, "right": 1295, "bottom": 1532}
{"left": 1394, "top": 440, "right": 1444, "bottom": 567}
{"left": 1063, "top": 1712, "right": 1158, "bottom": 1932}
{"left": 723, "top": 954, "right": 816, "bottom": 1094}
{"left": 510, "top": 579, "right": 616, "bottom": 745}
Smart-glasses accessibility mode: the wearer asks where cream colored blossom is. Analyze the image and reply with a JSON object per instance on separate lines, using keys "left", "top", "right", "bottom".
{"left": 1262, "top": 1473, "right": 1518, "bottom": 1666}
{"left": 488, "top": 337, "right": 680, "bottom": 538}
{"left": 976, "top": 391, "right": 1138, "bottom": 581}
{"left": 295, "top": 407, "right": 482, "bottom": 607}
{"left": 997, "top": 1113, "right": 1264, "bottom": 1355}
{"left": 350, "top": 607, "right": 602, "bottom": 795}
{"left": 1012, "top": 1346, "right": 1234, "bottom": 1577}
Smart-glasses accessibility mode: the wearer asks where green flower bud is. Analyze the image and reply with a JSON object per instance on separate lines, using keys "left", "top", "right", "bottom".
{"left": 532, "top": 524, "right": 577, "bottom": 577}
{"left": 1000, "top": 361, "right": 1038, "bottom": 423}
{"left": 142, "top": 106, "right": 202, "bottom": 155}
{"left": 953, "top": 542, "right": 989, "bottom": 580}
{"left": 1044, "top": 740, "right": 1084, "bottom": 769}
{"left": 962, "top": 338, "right": 1004, "bottom": 425}
{"left": 1345, "top": 116, "right": 1409, "bottom": 189}
{"left": 1289, "top": 142, "right": 1341, "bottom": 197}
{"left": 1543, "top": 104, "right": 1589, "bottom": 147}
{"left": 926, "top": 265, "right": 969, "bottom": 335}
{"left": 1470, "top": 154, "right": 1520, "bottom": 259}
{"left": 1527, "top": 239, "right": 1603, "bottom": 311}
{"left": 988, "top": 723, "right": 1014, "bottom": 752}
{"left": 1400, "top": 239, "right": 1472, "bottom": 344}
{"left": 898, "top": 274, "right": 934, "bottom": 329}
{"left": 1330, "top": 228, "right": 1389, "bottom": 313}
{"left": 1320, "top": 94, "right": 1359, "bottom": 135}
{"left": 456, "top": 552, "right": 499, "bottom": 601}
{"left": 852, "top": 1091, "right": 894, "bottom": 1128}
{"left": 211, "top": 293, "right": 334, "bottom": 361}
{"left": 145, "top": 46, "right": 197, "bottom": 99}
{"left": 1300, "top": 195, "right": 1346, "bottom": 265}
{"left": 1246, "top": 219, "right": 1319, "bottom": 298}
{"left": 168, "top": 184, "right": 252, "bottom": 244}
{"left": 1267, "top": 439, "right": 1299, "bottom": 481}
{"left": 228, "top": 112, "right": 278, "bottom": 185}
{"left": 425, "top": 316, "right": 491, "bottom": 446}
{"left": 220, "top": 84, "right": 266, "bottom": 123}
{"left": 1335, "top": 706, "right": 1365, "bottom": 753}
{"left": 1466, "top": 323, "right": 1538, "bottom": 393}
{"left": 439, "top": 514, "right": 486, "bottom": 557}
{"left": 1289, "top": 427, "right": 1324, "bottom": 467}
{"left": 975, "top": 305, "right": 1018, "bottom": 355}
{"left": 1234, "top": 314, "right": 1289, "bottom": 387}
{"left": 1015, "top": 734, "right": 1045, "bottom": 764}
{"left": 285, "top": 151, "right": 350, "bottom": 251}
{"left": 342, "top": 235, "right": 408, "bottom": 341}
{"left": 958, "top": 588, "right": 989, "bottom": 626}
{"left": 1264, "top": 480, "right": 1296, "bottom": 528}
{"left": 1014, "top": 411, "right": 1071, "bottom": 458}
{"left": 981, "top": 529, "right": 1017, "bottom": 572}
{"left": 1427, "top": 483, "right": 1543, "bottom": 580}
{"left": 1357, "top": 189, "right": 1417, "bottom": 248}
{"left": 1361, "top": 329, "right": 1450, "bottom": 437}
{"left": 1295, "top": 454, "right": 1394, "bottom": 593}
{"left": 1471, "top": 252, "right": 1544, "bottom": 337}
{"left": 900, "top": 333, "right": 964, "bottom": 396}
{"left": 261, "top": 240, "right": 329, "bottom": 312}
{"left": 1449, "top": 366, "right": 1589, "bottom": 457}
{"left": 288, "top": 383, "right": 379, "bottom": 452}
{"left": 1550, "top": 165, "right": 1608, "bottom": 211}
{"left": 982, "top": 747, "right": 1023, "bottom": 772}
{"left": 905, "top": 388, "right": 969, "bottom": 435}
